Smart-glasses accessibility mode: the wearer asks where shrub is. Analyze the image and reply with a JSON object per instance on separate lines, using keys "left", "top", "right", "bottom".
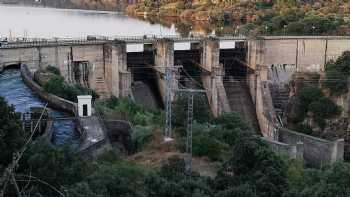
{"left": 214, "top": 112, "right": 253, "bottom": 132}
{"left": 173, "top": 93, "right": 213, "bottom": 128}
{"left": 296, "top": 86, "right": 323, "bottom": 120}
{"left": 132, "top": 125, "right": 154, "bottom": 151}
{"left": 46, "top": 65, "right": 61, "bottom": 75}
{"left": 43, "top": 75, "right": 65, "bottom": 96}
{"left": 192, "top": 134, "right": 229, "bottom": 161}
{"left": 323, "top": 51, "right": 350, "bottom": 95}
{"left": 43, "top": 76, "right": 99, "bottom": 102}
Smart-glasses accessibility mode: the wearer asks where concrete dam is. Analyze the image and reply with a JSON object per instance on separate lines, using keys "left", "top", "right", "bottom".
{"left": 2, "top": 35, "right": 350, "bottom": 139}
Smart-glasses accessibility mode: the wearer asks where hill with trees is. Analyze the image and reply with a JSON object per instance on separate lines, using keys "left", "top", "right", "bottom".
{"left": 127, "top": 0, "right": 350, "bottom": 35}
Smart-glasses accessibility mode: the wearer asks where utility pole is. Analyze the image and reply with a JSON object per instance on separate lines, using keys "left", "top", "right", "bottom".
{"left": 164, "top": 67, "right": 173, "bottom": 142}
{"left": 177, "top": 89, "right": 206, "bottom": 177}
{"left": 164, "top": 66, "right": 181, "bottom": 142}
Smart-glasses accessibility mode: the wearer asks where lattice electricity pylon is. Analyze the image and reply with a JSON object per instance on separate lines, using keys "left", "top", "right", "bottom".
{"left": 185, "top": 93, "right": 194, "bottom": 176}
{"left": 164, "top": 66, "right": 182, "bottom": 142}
{"left": 177, "top": 89, "right": 206, "bottom": 177}
{"left": 164, "top": 67, "right": 173, "bottom": 142}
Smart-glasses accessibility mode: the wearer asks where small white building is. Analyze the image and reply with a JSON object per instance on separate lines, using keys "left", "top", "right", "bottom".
{"left": 77, "top": 95, "right": 92, "bottom": 117}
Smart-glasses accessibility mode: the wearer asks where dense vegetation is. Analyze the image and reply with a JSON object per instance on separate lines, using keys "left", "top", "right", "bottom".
{"left": 323, "top": 51, "right": 350, "bottom": 96}
{"left": 287, "top": 51, "right": 350, "bottom": 137}
{"left": 294, "top": 85, "right": 341, "bottom": 132}
{"left": 40, "top": 66, "right": 99, "bottom": 102}
{"left": 2, "top": 94, "right": 350, "bottom": 196}
{"left": 127, "top": 0, "right": 350, "bottom": 35}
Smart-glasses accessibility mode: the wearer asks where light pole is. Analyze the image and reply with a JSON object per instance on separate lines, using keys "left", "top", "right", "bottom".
{"left": 312, "top": 26, "right": 316, "bottom": 36}
{"left": 283, "top": 25, "right": 287, "bottom": 36}
{"left": 265, "top": 25, "right": 268, "bottom": 36}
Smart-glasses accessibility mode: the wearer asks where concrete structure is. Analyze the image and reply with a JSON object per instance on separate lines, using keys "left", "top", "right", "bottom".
{"left": 262, "top": 137, "right": 303, "bottom": 160}
{"left": 3, "top": 35, "right": 350, "bottom": 119}
{"left": 247, "top": 36, "right": 350, "bottom": 74}
{"left": 6, "top": 35, "right": 348, "bottom": 164}
{"left": 21, "top": 64, "right": 108, "bottom": 153}
{"left": 77, "top": 95, "right": 92, "bottom": 117}
{"left": 200, "top": 38, "right": 231, "bottom": 116}
{"left": 152, "top": 39, "right": 177, "bottom": 103}
{"left": 278, "top": 128, "right": 344, "bottom": 167}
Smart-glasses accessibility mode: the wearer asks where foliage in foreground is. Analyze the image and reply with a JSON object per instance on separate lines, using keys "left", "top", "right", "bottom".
{"left": 0, "top": 97, "right": 26, "bottom": 175}
{"left": 2, "top": 95, "right": 350, "bottom": 197}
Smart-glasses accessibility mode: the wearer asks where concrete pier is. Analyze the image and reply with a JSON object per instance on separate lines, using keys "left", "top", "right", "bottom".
{"left": 153, "top": 39, "right": 177, "bottom": 103}
{"left": 200, "top": 38, "right": 230, "bottom": 116}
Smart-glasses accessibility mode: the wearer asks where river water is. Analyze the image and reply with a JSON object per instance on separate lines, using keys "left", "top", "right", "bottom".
{"left": 0, "top": 4, "right": 176, "bottom": 38}
{"left": 0, "top": 5, "right": 181, "bottom": 146}
{"left": 0, "top": 69, "right": 80, "bottom": 147}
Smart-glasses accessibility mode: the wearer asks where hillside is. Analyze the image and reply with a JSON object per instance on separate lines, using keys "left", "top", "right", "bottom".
{"left": 127, "top": 0, "right": 350, "bottom": 35}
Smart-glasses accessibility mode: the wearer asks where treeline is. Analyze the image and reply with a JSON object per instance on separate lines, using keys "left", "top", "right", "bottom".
{"left": 127, "top": 0, "right": 350, "bottom": 35}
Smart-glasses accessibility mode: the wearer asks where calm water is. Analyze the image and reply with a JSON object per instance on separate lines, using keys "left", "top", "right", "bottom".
{"left": 0, "top": 5, "right": 176, "bottom": 38}
{"left": 0, "top": 69, "right": 80, "bottom": 147}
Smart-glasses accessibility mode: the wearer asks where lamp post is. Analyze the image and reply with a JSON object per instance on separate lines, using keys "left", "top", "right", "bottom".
{"left": 312, "top": 26, "right": 316, "bottom": 36}
{"left": 283, "top": 25, "right": 287, "bottom": 36}
{"left": 265, "top": 25, "right": 268, "bottom": 36}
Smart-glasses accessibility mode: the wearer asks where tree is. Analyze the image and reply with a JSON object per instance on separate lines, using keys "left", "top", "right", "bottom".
{"left": 0, "top": 97, "right": 25, "bottom": 172}
{"left": 215, "top": 134, "right": 288, "bottom": 197}
{"left": 284, "top": 162, "right": 350, "bottom": 197}
{"left": 17, "top": 141, "right": 92, "bottom": 196}
{"left": 0, "top": 97, "right": 26, "bottom": 196}
{"left": 323, "top": 51, "right": 350, "bottom": 95}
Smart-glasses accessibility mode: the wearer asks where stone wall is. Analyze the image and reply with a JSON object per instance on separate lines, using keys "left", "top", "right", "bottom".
{"left": 262, "top": 137, "right": 303, "bottom": 160}
{"left": 278, "top": 128, "right": 344, "bottom": 167}
{"left": 21, "top": 64, "right": 78, "bottom": 115}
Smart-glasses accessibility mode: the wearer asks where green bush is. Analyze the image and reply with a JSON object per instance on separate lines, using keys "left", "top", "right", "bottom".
{"left": 131, "top": 125, "right": 154, "bottom": 151}
{"left": 43, "top": 75, "right": 65, "bottom": 96}
{"left": 46, "top": 65, "right": 61, "bottom": 75}
{"left": 173, "top": 93, "right": 213, "bottom": 128}
{"left": 309, "top": 97, "right": 341, "bottom": 118}
{"left": 214, "top": 112, "right": 253, "bottom": 132}
{"left": 296, "top": 86, "right": 323, "bottom": 120}
{"left": 43, "top": 76, "right": 99, "bottom": 102}
{"left": 296, "top": 85, "right": 341, "bottom": 129}
{"left": 323, "top": 52, "right": 350, "bottom": 96}
{"left": 192, "top": 134, "right": 229, "bottom": 161}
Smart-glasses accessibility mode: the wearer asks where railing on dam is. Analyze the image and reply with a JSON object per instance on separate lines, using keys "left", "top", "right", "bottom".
{"left": 0, "top": 34, "right": 248, "bottom": 49}
{"left": 3, "top": 34, "right": 350, "bottom": 49}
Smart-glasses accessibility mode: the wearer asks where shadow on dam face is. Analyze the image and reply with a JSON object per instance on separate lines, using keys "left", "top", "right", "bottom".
{"left": 127, "top": 52, "right": 163, "bottom": 109}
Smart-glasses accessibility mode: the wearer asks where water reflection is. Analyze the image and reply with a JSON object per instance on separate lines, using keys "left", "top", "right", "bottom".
{"left": 136, "top": 15, "right": 240, "bottom": 36}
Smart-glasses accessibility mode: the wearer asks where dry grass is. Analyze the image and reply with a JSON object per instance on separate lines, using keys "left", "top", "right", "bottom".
{"left": 127, "top": 128, "right": 218, "bottom": 177}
